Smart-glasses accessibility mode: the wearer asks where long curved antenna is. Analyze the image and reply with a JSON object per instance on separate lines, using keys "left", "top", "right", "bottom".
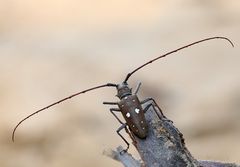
{"left": 124, "top": 36, "right": 234, "bottom": 83}
{"left": 12, "top": 83, "right": 117, "bottom": 142}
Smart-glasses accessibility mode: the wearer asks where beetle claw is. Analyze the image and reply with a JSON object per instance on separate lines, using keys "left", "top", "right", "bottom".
{"left": 120, "top": 149, "right": 128, "bottom": 155}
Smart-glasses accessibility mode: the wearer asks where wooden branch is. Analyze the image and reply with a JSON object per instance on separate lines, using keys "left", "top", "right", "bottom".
{"left": 199, "top": 160, "right": 240, "bottom": 167}
{"left": 105, "top": 102, "right": 240, "bottom": 167}
{"left": 103, "top": 146, "right": 141, "bottom": 167}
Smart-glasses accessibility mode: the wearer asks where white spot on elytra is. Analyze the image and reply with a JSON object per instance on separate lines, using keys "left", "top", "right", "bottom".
{"left": 143, "top": 127, "right": 145, "bottom": 130}
{"left": 124, "top": 96, "right": 128, "bottom": 99}
{"left": 132, "top": 125, "right": 135, "bottom": 128}
{"left": 135, "top": 108, "right": 140, "bottom": 114}
{"left": 141, "top": 121, "right": 144, "bottom": 124}
{"left": 126, "top": 112, "right": 130, "bottom": 118}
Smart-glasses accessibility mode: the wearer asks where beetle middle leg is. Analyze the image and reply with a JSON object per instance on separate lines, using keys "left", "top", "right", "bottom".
{"left": 117, "top": 123, "right": 130, "bottom": 153}
{"left": 103, "top": 102, "right": 134, "bottom": 150}
{"left": 107, "top": 108, "right": 131, "bottom": 152}
{"left": 110, "top": 108, "right": 136, "bottom": 145}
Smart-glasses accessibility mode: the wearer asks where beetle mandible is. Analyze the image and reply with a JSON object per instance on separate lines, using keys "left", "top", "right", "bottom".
{"left": 12, "top": 37, "right": 234, "bottom": 152}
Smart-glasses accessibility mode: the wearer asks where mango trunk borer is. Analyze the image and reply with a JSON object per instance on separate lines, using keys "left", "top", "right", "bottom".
{"left": 12, "top": 37, "right": 234, "bottom": 152}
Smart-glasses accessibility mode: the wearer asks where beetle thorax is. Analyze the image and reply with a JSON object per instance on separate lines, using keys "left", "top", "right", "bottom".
{"left": 116, "top": 83, "right": 132, "bottom": 99}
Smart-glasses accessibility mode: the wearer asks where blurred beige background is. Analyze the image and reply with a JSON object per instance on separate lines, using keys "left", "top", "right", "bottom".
{"left": 0, "top": 0, "right": 240, "bottom": 166}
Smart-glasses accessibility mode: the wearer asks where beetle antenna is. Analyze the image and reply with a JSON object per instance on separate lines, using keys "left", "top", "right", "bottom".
{"left": 12, "top": 83, "right": 117, "bottom": 142}
{"left": 124, "top": 36, "right": 234, "bottom": 83}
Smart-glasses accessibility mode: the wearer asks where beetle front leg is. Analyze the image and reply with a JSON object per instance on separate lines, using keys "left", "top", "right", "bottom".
{"left": 103, "top": 102, "right": 123, "bottom": 124}
{"left": 134, "top": 82, "right": 142, "bottom": 95}
{"left": 103, "top": 101, "right": 118, "bottom": 105}
{"left": 109, "top": 108, "right": 124, "bottom": 124}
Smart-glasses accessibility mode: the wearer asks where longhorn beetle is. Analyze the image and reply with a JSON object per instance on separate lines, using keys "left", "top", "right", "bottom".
{"left": 12, "top": 37, "right": 234, "bottom": 152}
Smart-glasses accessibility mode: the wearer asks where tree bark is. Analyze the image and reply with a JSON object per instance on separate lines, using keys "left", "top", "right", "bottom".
{"left": 105, "top": 101, "right": 240, "bottom": 167}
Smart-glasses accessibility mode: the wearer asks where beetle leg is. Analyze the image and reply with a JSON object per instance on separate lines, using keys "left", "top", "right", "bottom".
{"left": 103, "top": 102, "right": 123, "bottom": 123}
{"left": 117, "top": 123, "right": 130, "bottom": 153}
{"left": 103, "top": 101, "right": 118, "bottom": 105}
{"left": 109, "top": 108, "right": 124, "bottom": 124}
{"left": 134, "top": 82, "right": 142, "bottom": 95}
{"left": 141, "top": 98, "right": 166, "bottom": 118}
{"left": 142, "top": 103, "right": 152, "bottom": 113}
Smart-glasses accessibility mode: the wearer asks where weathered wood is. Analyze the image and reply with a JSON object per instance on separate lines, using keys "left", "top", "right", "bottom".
{"left": 103, "top": 146, "right": 141, "bottom": 167}
{"left": 199, "top": 160, "right": 240, "bottom": 167}
{"left": 106, "top": 102, "right": 239, "bottom": 167}
{"left": 126, "top": 103, "right": 197, "bottom": 166}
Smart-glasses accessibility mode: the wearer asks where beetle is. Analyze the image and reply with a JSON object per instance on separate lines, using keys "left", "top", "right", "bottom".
{"left": 12, "top": 37, "right": 233, "bottom": 152}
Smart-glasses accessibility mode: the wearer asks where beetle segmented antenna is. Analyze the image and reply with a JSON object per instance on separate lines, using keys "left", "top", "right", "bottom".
{"left": 12, "top": 36, "right": 234, "bottom": 143}
{"left": 124, "top": 36, "right": 234, "bottom": 83}
{"left": 12, "top": 83, "right": 117, "bottom": 142}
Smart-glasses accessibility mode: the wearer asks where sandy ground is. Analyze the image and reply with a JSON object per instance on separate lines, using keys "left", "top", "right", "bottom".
{"left": 0, "top": 0, "right": 240, "bottom": 166}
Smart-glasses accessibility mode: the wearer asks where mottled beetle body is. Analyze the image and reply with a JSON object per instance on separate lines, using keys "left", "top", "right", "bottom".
{"left": 116, "top": 82, "right": 148, "bottom": 138}
{"left": 12, "top": 37, "right": 233, "bottom": 152}
{"left": 118, "top": 94, "right": 148, "bottom": 139}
